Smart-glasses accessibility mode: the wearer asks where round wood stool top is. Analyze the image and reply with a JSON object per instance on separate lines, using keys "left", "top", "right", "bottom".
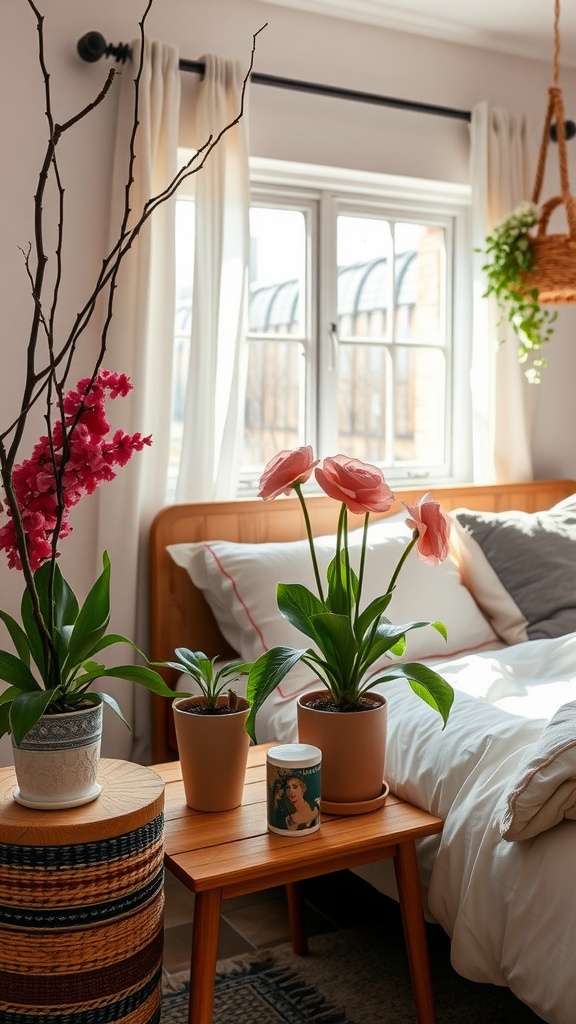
{"left": 0, "top": 758, "right": 165, "bottom": 846}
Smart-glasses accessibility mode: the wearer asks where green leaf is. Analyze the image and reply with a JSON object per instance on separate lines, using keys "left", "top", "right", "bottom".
{"left": 430, "top": 620, "right": 448, "bottom": 642}
{"left": 0, "top": 701, "right": 11, "bottom": 739}
{"left": 372, "top": 662, "right": 454, "bottom": 727}
{"left": 0, "top": 609, "right": 32, "bottom": 666}
{"left": 10, "top": 689, "right": 60, "bottom": 746}
{"left": 354, "top": 592, "right": 393, "bottom": 642}
{"left": 0, "top": 650, "right": 42, "bottom": 691}
{"left": 308, "top": 612, "right": 357, "bottom": 684}
{"left": 246, "top": 647, "right": 307, "bottom": 742}
{"left": 276, "top": 583, "right": 326, "bottom": 643}
{"left": 326, "top": 551, "right": 358, "bottom": 615}
{"left": 66, "top": 552, "right": 112, "bottom": 668}
{"left": 173, "top": 648, "right": 209, "bottom": 674}
{"left": 90, "top": 691, "right": 132, "bottom": 730}
{"left": 74, "top": 664, "right": 177, "bottom": 698}
{"left": 20, "top": 578, "right": 48, "bottom": 677}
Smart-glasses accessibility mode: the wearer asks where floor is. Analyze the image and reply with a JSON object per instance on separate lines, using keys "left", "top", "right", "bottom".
{"left": 163, "top": 866, "right": 397, "bottom": 974}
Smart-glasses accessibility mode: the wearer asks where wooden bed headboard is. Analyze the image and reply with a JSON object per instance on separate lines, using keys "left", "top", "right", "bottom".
{"left": 149, "top": 479, "right": 576, "bottom": 761}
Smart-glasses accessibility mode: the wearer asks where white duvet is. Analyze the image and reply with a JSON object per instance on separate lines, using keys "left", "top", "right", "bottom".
{"left": 257, "top": 633, "right": 576, "bottom": 1024}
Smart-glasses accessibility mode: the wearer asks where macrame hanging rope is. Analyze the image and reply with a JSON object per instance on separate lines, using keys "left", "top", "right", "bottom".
{"left": 524, "top": 0, "right": 576, "bottom": 303}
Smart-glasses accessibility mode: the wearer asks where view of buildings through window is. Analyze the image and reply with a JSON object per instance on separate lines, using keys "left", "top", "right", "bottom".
{"left": 172, "top": 175, "right": 455, "bottom": 496}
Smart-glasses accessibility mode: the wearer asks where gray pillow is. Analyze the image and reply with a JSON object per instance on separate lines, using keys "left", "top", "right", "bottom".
{"left": 451, "top": 494, "right": 576, "bottom": 643}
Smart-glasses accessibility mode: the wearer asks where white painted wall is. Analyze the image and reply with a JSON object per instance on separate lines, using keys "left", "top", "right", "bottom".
{"left": 0, "top": 0, "right": 575, "bottom": 752}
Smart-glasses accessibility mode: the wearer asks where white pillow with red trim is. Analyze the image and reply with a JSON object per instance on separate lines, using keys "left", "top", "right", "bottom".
{"left": 167, "top": 518, "right": 497, "bottom": 698}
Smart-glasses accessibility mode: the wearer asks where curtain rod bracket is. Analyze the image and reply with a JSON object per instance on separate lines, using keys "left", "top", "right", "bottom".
{"left": 77, "top": 31, "right": 131, "bottom": 64}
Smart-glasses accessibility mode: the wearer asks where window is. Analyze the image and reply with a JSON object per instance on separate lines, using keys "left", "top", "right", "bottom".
{"left": 172, "top": 159, "right": 471, "bottom": 496}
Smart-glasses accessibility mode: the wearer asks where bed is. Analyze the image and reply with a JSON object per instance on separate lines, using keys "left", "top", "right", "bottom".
{"left": 150, "top": 478, "right": 576, "bottom": 1024}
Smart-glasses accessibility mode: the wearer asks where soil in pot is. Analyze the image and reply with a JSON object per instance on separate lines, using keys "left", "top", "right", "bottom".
{"left": 303, "top": 695, "right": 384, "bottom": 713}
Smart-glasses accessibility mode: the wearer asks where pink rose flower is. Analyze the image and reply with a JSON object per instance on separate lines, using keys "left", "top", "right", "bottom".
{"left": 315, "top": 455, "right": 395, "bottom": 515}
{"left": 403, "top": 493, "right": 451, "bottom": 565}
{"left": 258, "top": 446, "right": 319, "bottom": 500}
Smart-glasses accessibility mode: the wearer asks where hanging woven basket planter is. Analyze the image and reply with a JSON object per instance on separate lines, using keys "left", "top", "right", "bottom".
{"left": 521, "top": 83, "right": 576, "bottom": 303}
{"left": 480, "top": 0, "right": 576, "bottom": 382}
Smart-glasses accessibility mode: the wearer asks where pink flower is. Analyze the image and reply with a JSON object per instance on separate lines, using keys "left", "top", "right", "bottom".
{"left": 315, "top": 455, "right": 395, "bottom": 516}
{"left": 258, "top": 446, "right": 319, "bottom": 500}
{"left": 0, "top": 371, "right": 152, "bottom": 571}
{"left": 403, "top": 493, "right": 451, "bottom": 565}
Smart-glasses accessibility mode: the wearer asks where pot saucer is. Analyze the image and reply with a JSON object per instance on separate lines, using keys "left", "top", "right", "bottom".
{"left": 321, "top": 781, "right": 390, "bottom": 816}
{"left": 12, "top": 782, "right": 102, "bottom": 810}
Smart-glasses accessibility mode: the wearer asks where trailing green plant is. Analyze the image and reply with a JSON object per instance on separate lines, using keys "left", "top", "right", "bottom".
{"left": 480, "top": 200, "right": 557, "bottom": 383}
{"left": 163, "top": 649, "right": 253, "bottom": 713}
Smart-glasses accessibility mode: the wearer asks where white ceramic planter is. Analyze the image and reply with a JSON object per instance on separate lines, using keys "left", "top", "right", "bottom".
{"left": 11, "top": 703, "right": 103, "bottom": 809}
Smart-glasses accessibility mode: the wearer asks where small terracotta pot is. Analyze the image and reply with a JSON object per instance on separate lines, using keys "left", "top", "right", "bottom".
{"left": 297, "top": 690, "right": 387, "bottom": 805}
{"left": 172, "top": 695, "right": 251, "bottom": 812}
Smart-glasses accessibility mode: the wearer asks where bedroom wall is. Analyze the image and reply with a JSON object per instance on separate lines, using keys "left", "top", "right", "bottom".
{"left": 0, "top": 0, "right": 575, "bottom": 671}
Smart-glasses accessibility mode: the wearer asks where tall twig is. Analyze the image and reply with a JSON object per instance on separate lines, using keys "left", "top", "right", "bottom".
{"left": 0, "top": 0, "right": 262, "bottom": 689}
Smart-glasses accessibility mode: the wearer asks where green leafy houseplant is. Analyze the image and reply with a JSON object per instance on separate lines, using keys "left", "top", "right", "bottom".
{"left": 164, "top": 650, "right": 253, "bottom": 714}
{"left": 0, "top": 1, "right": 256, "bottom": 747}
{"left": 480, "top": 200, "right": 557, "bottom": 383}
{"left": 245, "top": 448, "right": 455, "bottom": 742}
{"left": 0, "top": 552, "right": 177, "bottom": 747}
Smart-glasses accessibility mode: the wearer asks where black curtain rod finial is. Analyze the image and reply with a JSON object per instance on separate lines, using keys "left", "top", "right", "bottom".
{"left": 77, "top": 31, "right": 131, "bottom": 65}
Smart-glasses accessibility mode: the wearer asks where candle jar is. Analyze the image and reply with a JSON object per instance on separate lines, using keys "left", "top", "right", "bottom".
{"left": 266, "top": 743, "right": 321, "bottom": 836}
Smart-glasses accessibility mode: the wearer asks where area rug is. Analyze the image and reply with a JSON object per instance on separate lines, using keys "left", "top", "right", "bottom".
{"left": 160, "top": 923, "right": 545, "bottom": 1024}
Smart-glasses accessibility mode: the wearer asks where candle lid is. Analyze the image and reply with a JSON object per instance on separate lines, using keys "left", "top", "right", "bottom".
{"left": 267, "top": 743, "right": 321, "bottom": 768}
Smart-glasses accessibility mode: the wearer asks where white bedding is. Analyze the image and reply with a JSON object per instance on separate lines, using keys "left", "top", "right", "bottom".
{"left": 256, "top": 632, "right": 576, "bottom": 1024}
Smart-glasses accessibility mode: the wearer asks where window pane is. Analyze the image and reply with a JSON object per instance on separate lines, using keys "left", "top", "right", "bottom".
{"left": 394, "top": 346, "right": 446, "bottom": 465}
{"left": 395, "top": 223, "right": 445, "bottom": 345}
{"left": 337, "top": 216, "right": 391, "bottom": 340}
{"left": 243, "top": 338, "right": 305, "bottom": 469}
{"left": 337, "top": 343, "right": 389, "bottom": 462}
{"left": 249, "top": 208, "right": 306, "bottom": 336}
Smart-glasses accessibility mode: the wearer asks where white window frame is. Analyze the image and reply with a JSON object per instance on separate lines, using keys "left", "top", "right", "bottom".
{"left": 248, "top": 157, "right": 472, "bottom": 487}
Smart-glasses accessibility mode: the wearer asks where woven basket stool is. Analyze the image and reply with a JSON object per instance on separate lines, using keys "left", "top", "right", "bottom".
{"left": 0, "top": 758, "right": 165, "bottom": 1024}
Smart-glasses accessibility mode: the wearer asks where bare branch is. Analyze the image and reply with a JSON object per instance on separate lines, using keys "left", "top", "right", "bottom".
{"left": 2, "top": 0, "right": 260, "bottom": 640}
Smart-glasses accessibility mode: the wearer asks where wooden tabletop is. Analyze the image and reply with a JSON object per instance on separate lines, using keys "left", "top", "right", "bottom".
{"left": 155, "top": 744, "right": 442, "bottom": 899}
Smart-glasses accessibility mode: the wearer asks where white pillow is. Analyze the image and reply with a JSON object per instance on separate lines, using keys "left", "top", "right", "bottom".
{"left": 168, "top": 517, "right": 497, "bottom": 698}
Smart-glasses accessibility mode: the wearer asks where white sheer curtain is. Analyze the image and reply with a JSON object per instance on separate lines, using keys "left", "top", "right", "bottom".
{"left": 469, "top": 102, "right": 539, "bottom": 482}
{"left": 175, "top": 56, "right": 250, "bottom": 502}
{"left": 97, "top": 40, "right": 180, "bottom": 762}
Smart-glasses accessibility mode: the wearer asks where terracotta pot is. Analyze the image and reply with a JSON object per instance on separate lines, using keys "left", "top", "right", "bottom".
{"left": 172, "top": 695, "right": 251, "bottom": 811}
{"left": 296, "top": 690, "right": 387, "bottom": 805}
{"left": 11, "top": 703, "right": 103, "bottom": 809}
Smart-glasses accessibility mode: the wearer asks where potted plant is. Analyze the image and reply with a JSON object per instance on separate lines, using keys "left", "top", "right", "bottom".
{"left": 480, "top": 200, "right": 557, "bottom": 383}
{"left": 246, "top": 447, "right": 455, "bottom": 808}
{"left": 0, "top": 374, "right": 182, "bottom": 808}
{"left": 0, "top": 1, "right": 256, "bottom": 807}
{"left": 167, "top": 650, "right": 254, "bottom": 811}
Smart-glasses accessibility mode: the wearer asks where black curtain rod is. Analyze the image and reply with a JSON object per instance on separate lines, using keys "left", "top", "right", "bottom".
{"left": 179, "top": 58, "right": 472, "bottom": 123}
{"left": 76, "top": 31, "right": 471, "bottom": 123}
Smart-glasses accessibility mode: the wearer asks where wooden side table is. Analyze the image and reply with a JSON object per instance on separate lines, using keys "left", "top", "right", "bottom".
{"left": 0, "top": 758, "right": 165, "bottom": 1024}
{"left": 156, "top": 744, "right": 443, "bottom": 1024}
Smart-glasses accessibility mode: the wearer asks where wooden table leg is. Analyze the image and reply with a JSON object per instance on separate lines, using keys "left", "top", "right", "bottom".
{"left": 393, "top": 840, "right": 438, "bottom": 1024}
{"left": 189, "top": 888, "right": 223, "bottom": 1024}
{"left": 286, "top": 881, "right": 308, "bottom": 955}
